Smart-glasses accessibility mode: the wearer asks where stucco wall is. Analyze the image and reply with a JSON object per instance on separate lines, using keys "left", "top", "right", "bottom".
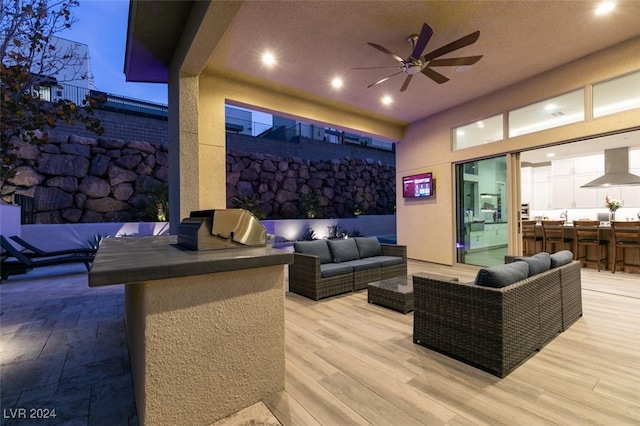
{"left": 397, "top": 36, "right": 640, "bottom": 264}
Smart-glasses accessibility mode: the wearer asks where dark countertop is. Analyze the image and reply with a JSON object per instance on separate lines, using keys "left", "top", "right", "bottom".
{"left": 89, "top": 235, "right": 293, "bottom": 287}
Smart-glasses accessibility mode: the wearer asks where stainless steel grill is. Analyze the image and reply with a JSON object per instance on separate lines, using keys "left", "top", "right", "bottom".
{"left": 177, "top": 209, "right": 266, "bottom": 250}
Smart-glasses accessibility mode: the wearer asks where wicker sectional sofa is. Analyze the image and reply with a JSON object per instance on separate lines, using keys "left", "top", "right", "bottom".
{"left": 413, "top": 251, "right": 582, "bottom": 378}
{"left": 289, "top": 237, "right": 407, "bottom": 300}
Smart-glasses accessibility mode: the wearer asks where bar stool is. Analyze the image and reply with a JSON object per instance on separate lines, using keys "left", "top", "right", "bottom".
{"left": 522, "top": 220, "right": 543, "bottom": 256}
{"left": 541, "top": 220, "right": 573, "bottom": 254}
{"left": 610, "top": 221, "right": 640, "bottom": 273}
{"left": 573, "top": 220, "right": 608, "bottom": 271}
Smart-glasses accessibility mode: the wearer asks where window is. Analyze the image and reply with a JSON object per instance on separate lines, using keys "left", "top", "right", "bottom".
{"left": 593, "top": 70, "right": 640, "bottom": 118}
{"left": 509, "top": 89, "right": 584, "bottom": 137}
{"left": 453, "top": 114, "right": 503, "bottom": 150}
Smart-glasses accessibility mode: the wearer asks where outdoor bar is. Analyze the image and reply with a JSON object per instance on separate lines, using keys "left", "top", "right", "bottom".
{"left": 88, "top": 210, "right": 293, "bottom": 425}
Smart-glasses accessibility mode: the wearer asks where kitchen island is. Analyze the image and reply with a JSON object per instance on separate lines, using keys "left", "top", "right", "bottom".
{"left": 89, "top": 235, "right": 293, "bottom": 425}
{"left": 528, "top": 223, "right": 639, "bottom": 273}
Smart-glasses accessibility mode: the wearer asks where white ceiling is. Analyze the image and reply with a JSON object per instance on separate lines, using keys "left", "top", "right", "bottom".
{"left": 204, "top": 1, "right": 640, "bottom": 124}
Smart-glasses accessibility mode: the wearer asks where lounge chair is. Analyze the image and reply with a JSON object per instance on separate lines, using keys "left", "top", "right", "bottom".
{"left": 1, "top": 236, "right": 95, "bottom": 281}
{"left": 9, "top": 235, "right": 97, "bottom": 258}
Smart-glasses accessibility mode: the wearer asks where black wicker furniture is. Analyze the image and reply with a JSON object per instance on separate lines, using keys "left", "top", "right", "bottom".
{"left": 289, "top": 237, "right": 407, "bottom": 300}
{"left": 367, "top": 275, "right": 414, "bottom": 313}
{"left": 413, "top": 251, "right": 581, "bottom": 378}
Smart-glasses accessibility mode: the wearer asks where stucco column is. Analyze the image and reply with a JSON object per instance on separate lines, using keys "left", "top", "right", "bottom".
{"left": 197, "top": 74, "right": 227, "bottom": 210}
{"left": 168, "top": 70, "right": 226, "bottom": 230}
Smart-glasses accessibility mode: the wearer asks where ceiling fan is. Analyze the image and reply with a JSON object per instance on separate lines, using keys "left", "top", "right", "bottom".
{"left": 354, "top": 23, "right": 483, "bottom": 92}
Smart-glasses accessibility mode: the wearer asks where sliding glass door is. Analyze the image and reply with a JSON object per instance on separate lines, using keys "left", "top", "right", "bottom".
{"left": 456, "top": 156, "right": 508, "bottom": 267}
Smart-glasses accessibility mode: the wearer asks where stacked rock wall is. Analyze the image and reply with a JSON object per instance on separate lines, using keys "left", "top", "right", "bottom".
{"left": 4, "top": 134, "right": 168, "bottom": 223}
{"left": 4, "top": 134, "right": 396, "bottom": 223}
{"left": 226, "top": 150, "right": 396, "bottom": 219}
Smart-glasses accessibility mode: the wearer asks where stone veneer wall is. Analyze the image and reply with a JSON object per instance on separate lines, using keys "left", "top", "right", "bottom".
{"left": 4, "top": 132, "right": 396, "bottom": 223}
{"left": 226, "top": 150, "right": 396, "bottom": 219}
{"left": 4, "top": 133, "right": 168, "bottom": 224}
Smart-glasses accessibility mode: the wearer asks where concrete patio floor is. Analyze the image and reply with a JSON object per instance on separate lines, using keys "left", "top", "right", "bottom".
{"left": 0, "top": 264, "right": 136, "bottom": 425}
{"left": 1, "top": 264, "right": 281, "bottom": 426}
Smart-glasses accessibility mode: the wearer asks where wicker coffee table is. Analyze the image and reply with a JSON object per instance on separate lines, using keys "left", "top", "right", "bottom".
{"left": 367, "top": 275, "right": 413, "bottom": 313}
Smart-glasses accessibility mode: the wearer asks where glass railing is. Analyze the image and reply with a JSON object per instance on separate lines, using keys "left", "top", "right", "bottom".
{"left": 44, "top": 83, "right": 168, "bottom": 119}
{"left": 225, "top": 117, "right": 394, "bottom": 151}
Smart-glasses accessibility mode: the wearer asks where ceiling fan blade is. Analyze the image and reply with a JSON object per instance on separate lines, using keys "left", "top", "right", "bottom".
{"left": 351, "top": 66, "right": 404, "bottom": 70}
{"left": 400, "top": 75, "right": 414, "bottom": 92}
{"left": 367, "top": 71, "right": 404, "bottom": 89}
{"left": 427, "top": 55, "right": 483, "bottom": 67}
{"left": 422, "top": 30, "right": 480, "bottom": 62}
{"left": 411, "top": 23, "right": 433, "bottom": 60}
{"left": 367, "top": 43, "right": 405, "bottom": 63}
{"left": 421, "top": 67, "right": 450, "bottom": 84}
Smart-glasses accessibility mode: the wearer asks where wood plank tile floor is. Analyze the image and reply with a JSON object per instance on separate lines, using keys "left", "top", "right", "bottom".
{"left": 1, "top": 260, "right": 638, "bottom": 425}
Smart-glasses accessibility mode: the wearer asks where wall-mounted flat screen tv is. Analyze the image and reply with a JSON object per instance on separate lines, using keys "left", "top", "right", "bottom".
{"left": 402, "top": 172, "right": 433, "bottom": 198}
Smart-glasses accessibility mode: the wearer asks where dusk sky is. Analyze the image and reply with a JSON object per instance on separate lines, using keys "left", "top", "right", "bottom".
{"left": 63, "top": 0, "right": 168, "bottom": 105}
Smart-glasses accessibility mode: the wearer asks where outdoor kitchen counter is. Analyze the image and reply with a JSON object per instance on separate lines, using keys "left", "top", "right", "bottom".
{"left": 88, "top": 234, "right": 293, "bottom": 286}
{"left": 88, "top": 234, "right": 293, "bottom": 425}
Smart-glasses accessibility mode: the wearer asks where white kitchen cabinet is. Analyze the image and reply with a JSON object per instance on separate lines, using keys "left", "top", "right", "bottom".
{"left": 573, "top": 154, "right": 604, "bottom": 174}
{"left": 532, "top": 166, "right": 552, "bottom": 209}
{"left": 572, "top": 173, "right": 599, "bottom": 208}
{"left": 551, "top": 175, "right": 573, "bottom": 209}
{"left": 497, "top": 223, "right": 508, "bottom": 245}
{"left": 470, "top": 231, "right": 485, "bottom": 250}
{"left": 551, "top": 159, "right": 573, "bottom": 177}
{"left": 484, "top": 223, "right": 508, "bottom": 248}
{"left": 621, "top": 186, "right": 640, "bottom": 207}
{"left": 521, "top": 167, "right": 532, "bottom": 205}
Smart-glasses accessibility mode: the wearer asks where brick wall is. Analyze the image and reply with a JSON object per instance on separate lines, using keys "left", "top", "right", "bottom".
{"left": 51, "top": 109, "right": 168, "bottom": 146}
{"left": 50, "top": 111, "right": 396, "bottom": 167}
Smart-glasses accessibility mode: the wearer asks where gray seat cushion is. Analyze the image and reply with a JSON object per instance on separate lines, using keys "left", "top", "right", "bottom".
{"left": 354, "top": 237, "right": 383, "bottom": 258}
{"left": 320, "top": 263, "right": 353, "bottom": 278}
{"left": 513, "top": 252, "right": 551, "bottom": 276}
{"left": 550, "top": 250, "right": 574, "bottom": 268}
{"left": 475, "top": 261, "right": 530, "bottom": 288}
{"left": 342, "top": 258, "right": 381, "bottom": 271}
{"left": 327, "top": 238, "right": 360, "bottom": 263}
{"left": 370, "top": 255, "right": 404, "bottom": 267}
{"left": 294, "top": 240, "right": 332, "bottom": 264}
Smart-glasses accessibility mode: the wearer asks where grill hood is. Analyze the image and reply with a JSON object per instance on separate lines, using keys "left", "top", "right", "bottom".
{"left": 580, "top": 147, "right": 640, "bottom": 188}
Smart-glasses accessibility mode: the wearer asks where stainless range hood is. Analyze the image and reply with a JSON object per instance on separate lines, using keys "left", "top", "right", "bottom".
{"left": 580, "top": 147, "right": 640, "bottom": 188}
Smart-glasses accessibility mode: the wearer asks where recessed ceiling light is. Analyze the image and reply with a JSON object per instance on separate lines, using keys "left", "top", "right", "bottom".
{"left": 544, "top": 103, "right": 557, "bottom": 111}
{"left": 262, "top": 52, "right": 276, "bottom": 66}
{"left": 595, "top": 1, "right": 615, "bottom": 15}
{"left": 331, "top": 78, "right": 343, "bottom": 89}
{"left": 476, "top": 121, "right": 485, "bottom": 128}
{"left": 382, "top": 96, "right": 393, "bottom": 105}
{"left": 546, "top": 153, "right": 556, "bottom": 158}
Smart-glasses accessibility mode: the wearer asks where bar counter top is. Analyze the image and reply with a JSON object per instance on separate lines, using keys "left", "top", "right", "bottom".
{"left": 89, "top": 234, "right": 293, "bottom": 287}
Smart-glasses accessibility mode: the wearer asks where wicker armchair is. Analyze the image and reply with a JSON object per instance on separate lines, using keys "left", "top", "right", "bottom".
{"left": 413, "top": 267, "right": 562, "bottom": 378}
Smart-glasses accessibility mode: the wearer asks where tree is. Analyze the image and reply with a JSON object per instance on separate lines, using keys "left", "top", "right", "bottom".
{"left": 1, "top": 0, "right": 104, "bottom": 195}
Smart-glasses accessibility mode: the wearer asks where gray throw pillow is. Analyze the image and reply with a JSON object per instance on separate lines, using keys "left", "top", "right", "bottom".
{"left": 513, "top": 252, "right": 551, "bottom": 276}
{"left": 354, "top": 237, "right": 383, "bottom": 258}
{"left": 475, "top": 261, "right": 529, "bottom": 288}
{"left": 327, "top": 238, "right": 360, "bottom": 263}
{"left": 293, "top": 240, "right": 333, "bottom": 264}
{"left": 550, "top": 250, "right": 574, "bottom": 268}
